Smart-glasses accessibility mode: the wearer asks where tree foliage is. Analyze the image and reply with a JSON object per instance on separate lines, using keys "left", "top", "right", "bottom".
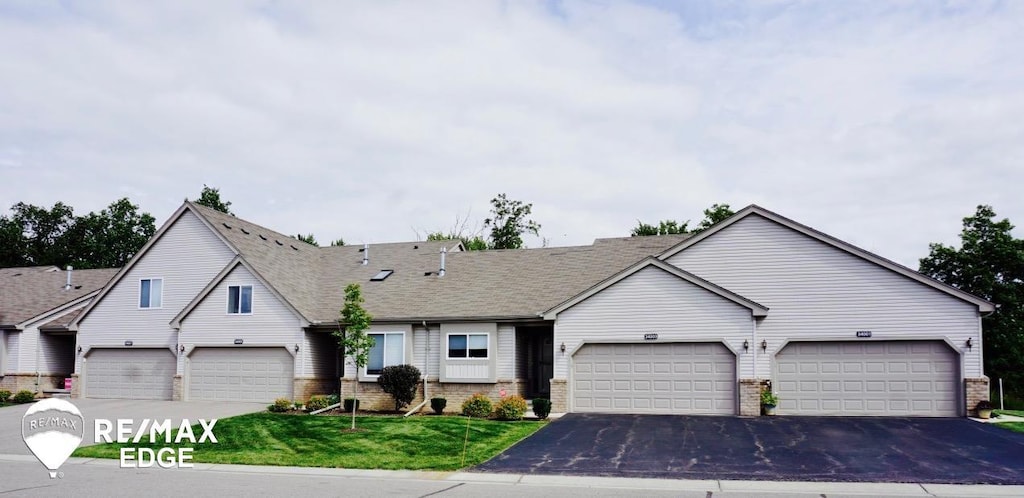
{"left": 484, "top": 193, "right": 541, "bottom": 249}
{"left": 0, "top": 198, "right": 155, "bottom": 269}
{"left": 632, "top": 203, "right": 735, "bottom": 237}
{"left": 294, "top": 233, "right": 319, "bottom": 246}
{"left": 919, "top": 205, "right": 1024, "bottom": 397}
{"left": 193, "top": 184, "right": 233, "bottom": 214}
{"left": 330, "top": 238, "right": 345, "bottom": 247}
{"left": 335, "top": 283, "right": 374, "bottom": 429}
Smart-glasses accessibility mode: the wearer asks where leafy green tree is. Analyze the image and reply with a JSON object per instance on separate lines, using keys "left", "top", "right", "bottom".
{"left": 484, "top": 193, "right": 541, "bottom": 249}
{"left": 426, "top": 232, "right": 487, "bottom": 251}
{"left": 694, "top": 203, "right": 735, "bottom": 233}
{"left": 335, "top": 283, "right": 374, "bottom": 430}
{"left": 632, "top": 203, "right": 736, "bottom": 237}
{"left": 9, "top": 201, "right": 76, "bottom": 266}
{"left": 919, "top": 205, "right": 1024, "bottom": 399}
{"left": 330, "top": 238, "right": 345, "bottom": 247}
{"left": 294, "top": 233, "right": 319, "bottom": 246}
{"left": 632, "top": 220, "right": 689, "bottom": 236}
{"left": 193, "top": 184, "right": 233, "bottom": 214}
{"left": 0, "top": 215, "right": 24, "bottom": 267}
{"left": 66, "top": 198, "right": 156, "bottom": 268}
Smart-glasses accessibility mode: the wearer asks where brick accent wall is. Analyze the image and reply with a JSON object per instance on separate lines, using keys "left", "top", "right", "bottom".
{"left": 70, "top": 373, "right": 81, "bottom": 398}
{"left": 340, "top": 378, "right": 529, "bottom": 413}
{"left": 550, "top": 379, "right": 567, "bottom": 413}
{"left": 739, "top": 378, "right": 761, "bottom": 416}
{"left": 0, "top": 374, "right": 56, "bottom": 395}
{"left": 172, "top": 375, "right": 183, "bottom": 401}
{"left": 293, "top": 377, "right": 337, "bottom": 402}
{"left": 965, "top": 377, "right": 989, "bottom": 417}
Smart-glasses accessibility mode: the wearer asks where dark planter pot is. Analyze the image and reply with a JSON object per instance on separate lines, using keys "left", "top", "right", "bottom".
{"left": 430, "top": 398, "right": 447, "bottom": 415}
{"left": 763, "top": 405, "right": 777, "bottom": 416}
{"left": 343, "top": 399, "right": 360, "bottom": 412}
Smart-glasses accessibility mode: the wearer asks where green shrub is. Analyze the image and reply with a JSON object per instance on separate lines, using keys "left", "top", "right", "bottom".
{"left": 760, "top": 390, "right": 778, "bottom": 407}
{"left": 13, "top": 390, "right": 36, "bottom": 403}
{"left": 293, "top": 401, "right": 304, "bottom": 410}
{"left": 0, "top": 390, "right": 11, "bottom": 403}
{"left": 377, "top": 364, "right": 421, "bottom": 410}
{"left": 494, "top": 395, "right": 528, "bottom": 421}
{"left": 268, "top": 397, "right": 292, "bottom": 413}
{"left": 532, "top": 398, "right": 552, "bottom": 419}
{"left": 326, "top": 393, "right": 340, "bottom": 406}
{"left": 343, "top": 398, "right": 360, "bottom": 412}
{"left": 461, "top": 393, "right": 493, "bottom": 418}
{"left": 430, "top": 397, "right": 447, "bottom": 415}
{"left": 305, "top": 395, "right": 331, "bottom": 412}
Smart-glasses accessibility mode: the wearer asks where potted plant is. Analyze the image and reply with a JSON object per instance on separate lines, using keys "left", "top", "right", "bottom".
{"left": 761, "top": 390, "right": 779, "bottom": 416}
{"left": 976, "top": 400, "right": 994, "bottom": 419}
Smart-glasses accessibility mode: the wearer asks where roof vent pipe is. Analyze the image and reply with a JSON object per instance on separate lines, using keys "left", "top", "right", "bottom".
{"left": 64, "top": 266, "right": 73, "bottom": 290}
{"left": 362, "top": 243, "right": 369, "bottom": 266}
{"left": 439, "top": 247, "right": 447, "bottom": 277}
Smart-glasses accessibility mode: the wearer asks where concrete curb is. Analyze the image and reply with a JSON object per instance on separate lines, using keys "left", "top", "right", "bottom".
{"left": 2, "top": 454, "right": 1022, "bottom": 496}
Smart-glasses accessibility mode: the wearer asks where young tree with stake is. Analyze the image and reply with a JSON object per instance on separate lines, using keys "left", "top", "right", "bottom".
{"left": 335, "top": 283, "right": 374, "bottom": 430}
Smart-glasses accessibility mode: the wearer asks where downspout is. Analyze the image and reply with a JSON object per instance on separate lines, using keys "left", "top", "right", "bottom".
{"left": 404, "top": 320, "right": 431, "bottom": 417}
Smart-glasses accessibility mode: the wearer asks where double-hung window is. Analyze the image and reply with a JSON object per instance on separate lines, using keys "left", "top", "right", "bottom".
{"left": 447, "top": 333, "right": 489, "bottom": 359}
{"left": 139, "top": 278, "right": 163, "bottom": 309}
{"left": 227, "top": 285, "right": 253, "bottom": 314}
{"left": 366, "top": 333, "right": 404, "bottom": 376}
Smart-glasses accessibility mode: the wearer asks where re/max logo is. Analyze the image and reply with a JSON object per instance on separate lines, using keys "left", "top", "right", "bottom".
{"left": 93, "top": 419, "right": 218, "bottom": 469}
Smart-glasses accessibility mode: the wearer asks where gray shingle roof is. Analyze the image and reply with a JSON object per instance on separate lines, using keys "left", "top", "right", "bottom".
{"left": 188, "top": 202, "right": 689, "bottom": 324}
{"left": 0, "top": 267, "right": 118, "bottom": 328}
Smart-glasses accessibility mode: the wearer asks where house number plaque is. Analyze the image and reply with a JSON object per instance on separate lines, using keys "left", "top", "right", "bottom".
{"left": 643, "top": 333, "right": 659, "bottom": 340}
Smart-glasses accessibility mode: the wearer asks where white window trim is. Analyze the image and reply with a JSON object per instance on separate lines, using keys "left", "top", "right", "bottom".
{"left": 445, "top": 332, "right": 490, "bottom": 360}
{"left": 226, "top": 285, "right": 254, "bottom": 315}
{"left": 362, "top": 331, "right": 406, "bottom": 378}
{"left": 138, "top": 277, "right": 164, "bottom": 310}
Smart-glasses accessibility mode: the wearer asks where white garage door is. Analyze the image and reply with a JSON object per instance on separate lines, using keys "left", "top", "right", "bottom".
{"left": 775, "top": 341, "right": 959, "bottom": 417}
{"left": 189, "top": 347, "right": 293, "bottom": 402}
{"left": 86, "top": 348, "right": 175, "bottom": 400}
{"left": 573, "top": 342, "right": 736, "bottom": 415}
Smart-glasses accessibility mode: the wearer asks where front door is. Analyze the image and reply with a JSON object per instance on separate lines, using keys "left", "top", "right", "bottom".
{"left": 533, "top": 335, "right": 553, "bottom": 396}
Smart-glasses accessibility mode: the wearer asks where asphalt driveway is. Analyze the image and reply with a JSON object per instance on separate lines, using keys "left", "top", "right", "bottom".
{"left": 0, "top": 398, "right": 265, "bottom": 455}
{"left": 475, "top": 414, "right": 1024, "bottom": 484}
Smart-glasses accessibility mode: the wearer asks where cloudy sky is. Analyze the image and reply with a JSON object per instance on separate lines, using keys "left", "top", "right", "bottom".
{"left": 1, "top": 1, "right": 1021, "bottom": 267}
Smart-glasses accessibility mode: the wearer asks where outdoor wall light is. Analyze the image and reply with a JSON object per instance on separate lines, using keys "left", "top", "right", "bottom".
{"left": 560, "top": 342, "right": 566, "bottom": 354}
{"left": 966, "top": 338, "right": 973, "bottom": 350}
{"left": 743, "top": 340, "right": 749, "bottom": 352}
{"left": 761, "top": 339, "right": 767, "bottom": 352}
{"left": 77, "top": 346, "right": 82, "bottom": 353}
{"left": 294, "top": 344, "right": 300, "bottom": 353}
{"left": 179, "top": 345, "right": 185, "bottom": 352}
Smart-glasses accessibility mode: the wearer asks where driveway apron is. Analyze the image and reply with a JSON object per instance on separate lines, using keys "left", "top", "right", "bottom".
{"left": 474, "top": 413, "right": 1024, "bottom": 484}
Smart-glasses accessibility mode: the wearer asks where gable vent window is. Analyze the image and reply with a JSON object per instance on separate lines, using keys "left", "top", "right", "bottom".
{"left": 370, "top": 270, "right": 394, "bottom": 281}
{"left": 228, "top": 285, "right": 253, "bottom": 314}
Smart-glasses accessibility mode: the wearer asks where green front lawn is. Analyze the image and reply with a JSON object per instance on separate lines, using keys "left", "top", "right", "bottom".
{"left": 994, "top": 410, "right": 1024, "bottom": 434}
{"left": 73, "top": 413, "right": 544, "bottom": 470}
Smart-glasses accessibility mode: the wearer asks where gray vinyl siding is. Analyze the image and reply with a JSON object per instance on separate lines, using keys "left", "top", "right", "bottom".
{"left": 411, "top": 323, "right": 441, "bottom": 379}
{"left": 497, "top": 324, "right": 515, "bottom": 379}
{"left": 178, "top": 264, "right": 303, "bottom": 359}
{"left": 14, "top": 326, "right": 36, "bottom": 372}
{"left": 76, "top": 210, "right": 235, "bottom": 373}
{"left": 440, "top": 322, "right": 497, "bottom": 383}
{"left": 5, "top": 331, "right": 18, "bottom": 372}
{"left": 665, "top": 214, "right": 981, "bottom": 378}
{"left": 554, "top": 266, "right": 753, "bottom": 380}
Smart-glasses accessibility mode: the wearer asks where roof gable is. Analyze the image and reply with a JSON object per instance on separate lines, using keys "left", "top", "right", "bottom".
{"left": 657, "top": 205, "right": 995, "bottom": 313}
{"left": 544, "top": 257, "right": 768, "bottom": 319}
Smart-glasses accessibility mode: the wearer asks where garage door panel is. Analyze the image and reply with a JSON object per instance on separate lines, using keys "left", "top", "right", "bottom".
{"left": 189, "top": 347, "right": 293, "bottom": 402}
{"left": 573, "top": 342, "right": 735, "bottom": 415}
{"left": 86, "top": 349, "right": 175, "bottom": 400}
{"left": 776, "top": 341, "right": 958, "bottom": 417}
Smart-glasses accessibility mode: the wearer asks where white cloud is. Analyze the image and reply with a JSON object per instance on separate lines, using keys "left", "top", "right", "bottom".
{"left": 0, "top": 0, "right": 1021, "bottom": 266}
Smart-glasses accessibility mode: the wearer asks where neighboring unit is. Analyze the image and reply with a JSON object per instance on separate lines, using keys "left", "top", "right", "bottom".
{"left": 61, "top": 202, "right": 991, "bottom": 418}
{"left": 0, "top": 266, "right": 117, "bottom": 395}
